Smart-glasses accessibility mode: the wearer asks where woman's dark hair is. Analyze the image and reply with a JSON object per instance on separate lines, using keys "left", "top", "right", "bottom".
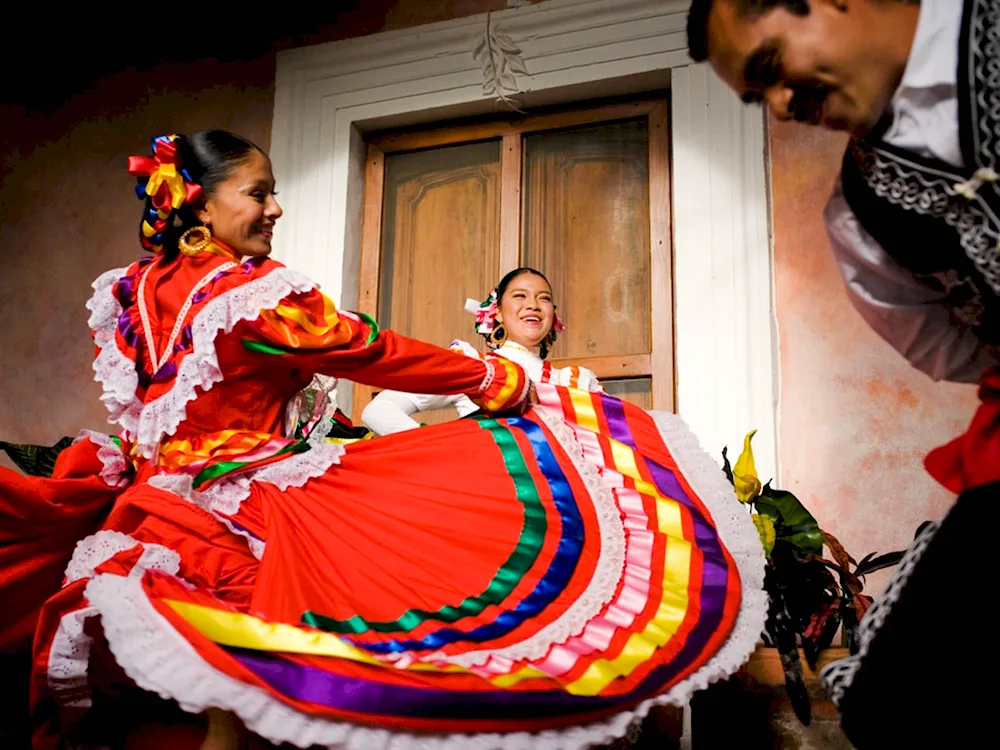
{"left": 493, "top": 267, "right": 559, "bottom": 359}
{"left": 137, "top": 130, "right": 263, "bottom": 261}
{"left": 495, "top": 267, "right": 551, "bottom": 303}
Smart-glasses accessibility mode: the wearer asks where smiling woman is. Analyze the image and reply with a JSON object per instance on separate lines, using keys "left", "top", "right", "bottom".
{"left": 491, "top": 268, "right": 560, "bottom": 356}
{"left": 0, "top": 128, "right": 537, "bottom": 748}
{"left": 127, "top": 131, "right": 279, "bottom": 260}
{"left": 194, "top": 149, "right": 282, "bottom": 258}
{"left": 361, "top": 266, "right": 585, "bottom": 435}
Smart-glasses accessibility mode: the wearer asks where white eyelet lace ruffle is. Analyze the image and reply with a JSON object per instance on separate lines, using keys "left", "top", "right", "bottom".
{"left": 87, "top": 266, "right": 144, "bottom": 433}
{"left": 199, "top": 441, "right": 345, "bottom": 517}
{"left": 63, "top": 529, "right": 180, "bottom": 585}
{"left": 72, "top": 429, "right": 132, "bottom": 488}
{"left": 146, "top": 441, "right": 346, "bottom": 560}
{"left": 48, "top": 531, "right": 180, "bottom": 712}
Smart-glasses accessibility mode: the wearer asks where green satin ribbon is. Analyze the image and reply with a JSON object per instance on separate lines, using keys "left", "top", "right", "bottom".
{"left": 357, "top": 311, "right": 380, "bottom": 347}
{"left": 302, "top": 418, "right": 546, "bottom": 634}
{"left": 241, "top": 339, "right": 289, "bottom": 356}
{"left": 192, "top": 441, "right": 309, "bottom": 489}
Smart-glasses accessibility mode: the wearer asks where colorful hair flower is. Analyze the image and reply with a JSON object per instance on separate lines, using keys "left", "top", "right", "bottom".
{"left": 465, "top": 290, "right": 500, "bottom": 341}
{"left": 128, "top": 135, "right": 202, "bottom": 211}
{"left": 128, "top": 134, "right": 203, "bottom": 253}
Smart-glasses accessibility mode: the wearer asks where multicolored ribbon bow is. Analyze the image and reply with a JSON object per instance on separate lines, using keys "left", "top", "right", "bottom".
{"left": 465, "top": 290, "right": 502, "bottom": 341}
{"left": 128, "top": 134, "right": 203, "bottom": 252}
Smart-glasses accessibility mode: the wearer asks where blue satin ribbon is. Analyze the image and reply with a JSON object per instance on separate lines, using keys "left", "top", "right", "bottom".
{"left": 351, "top": 415, "right": 584, "bottom": 654}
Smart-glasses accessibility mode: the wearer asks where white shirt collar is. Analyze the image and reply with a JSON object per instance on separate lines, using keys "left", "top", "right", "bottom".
{"left": 891, "top": 0, "right": 960, "bottom": 97}
{"left": 880, "top": 0, "right": 963, "bottom": 167}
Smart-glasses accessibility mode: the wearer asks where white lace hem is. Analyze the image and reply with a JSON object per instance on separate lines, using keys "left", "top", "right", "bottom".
{"left": 639, "top": 411, "right": 768, "bottom": 704}
{"left": 819, "top": 520, "right": 940, "bottom": 706}
{"left": 73, "top": 429, "right": 132, "bottom": 488}
{"left": 87, "top": 572, "right": 679, "bottom": 750}
{"left": 87, "top": 263, "right": 317, "bottom": 458}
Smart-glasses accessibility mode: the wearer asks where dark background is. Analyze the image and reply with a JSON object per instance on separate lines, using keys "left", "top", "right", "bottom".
{"left": 4, "top": 3, "right": 365, "bottom": 112}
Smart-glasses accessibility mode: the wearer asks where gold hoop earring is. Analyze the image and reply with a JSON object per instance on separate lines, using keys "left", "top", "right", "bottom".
{"left": 179, "top": 225, "right": 212, "bottom": 257}
{"left": 488, "top": 324, "right": 507, "bottom": 348}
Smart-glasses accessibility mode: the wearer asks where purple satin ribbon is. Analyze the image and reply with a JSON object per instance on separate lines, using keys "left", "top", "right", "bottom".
{"left": 228, "top": 647, "right": 648, "bottom": 720}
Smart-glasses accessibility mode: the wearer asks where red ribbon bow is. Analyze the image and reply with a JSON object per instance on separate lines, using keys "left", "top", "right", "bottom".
{"left": 128, "top": 137, "right": 202, "bottom": 213}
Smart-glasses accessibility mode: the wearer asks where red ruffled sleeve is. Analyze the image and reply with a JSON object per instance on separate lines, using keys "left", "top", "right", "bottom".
{"left": 242, "top": 289, "right": 529, "bottom": 414}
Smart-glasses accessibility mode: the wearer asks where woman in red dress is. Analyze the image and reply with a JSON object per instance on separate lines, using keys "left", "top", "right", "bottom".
{"left": 0, "top": 131, "right": 765, "bottom": 750}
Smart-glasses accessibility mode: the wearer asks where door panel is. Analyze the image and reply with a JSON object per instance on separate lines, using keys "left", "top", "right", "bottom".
{"left": 521, "top": 120, "right": 651, "bottom": 362}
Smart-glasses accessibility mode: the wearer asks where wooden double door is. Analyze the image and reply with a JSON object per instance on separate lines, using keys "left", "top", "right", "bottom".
{"left": 353, "top": 97, "right": 673, "bottom": 424}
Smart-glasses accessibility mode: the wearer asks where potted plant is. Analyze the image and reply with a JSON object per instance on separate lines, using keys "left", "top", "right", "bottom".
{"left": 718, "top": 431, "right": 909, "bottom": 726}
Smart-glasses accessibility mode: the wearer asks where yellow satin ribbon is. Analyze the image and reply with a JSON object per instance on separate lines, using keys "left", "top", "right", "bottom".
{"left": 569, "top": 389, "right": 600, "bottom": 433}
{"left": 258, "top": 291, "right": 355, "bottom": 350}
{"left": 158, "top": 429, "right": 289, "bottom": 472}
{"left": 162, "top": 599, "right": 548, "bottom": 685}
{"left": 479, "top": 358, "right": 522, "bottom": 412}
{"left": 272, "top": 293, "right": 341, "bottom": 335}
{"left": 145, "top": 162, "right": 188, "bottom": 210}
{"left": 325, "top": 435, "right": 373, "bottom": 445}
{"left": 164, "top": 600, "right": 455, "bottom": 669}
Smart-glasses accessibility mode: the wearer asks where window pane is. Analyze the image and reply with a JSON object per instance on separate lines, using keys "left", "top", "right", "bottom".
{"left": 522, "top": 120, "right": 651, "bottom": 361}
{"left": 601, "top": 377, "right": 652, "bottom": 410}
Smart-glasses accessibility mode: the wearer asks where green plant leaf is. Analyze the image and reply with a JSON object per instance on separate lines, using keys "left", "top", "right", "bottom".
{"left": 721, "top": 446, "right": 735, "bottom": 485}
{"left": 855, "top": 551, "right": 905, "bottom": 576}
{"left": 755, "top": 486, "right": 823, "bottom": 555}
{"left": 763, "top": 567, "right": 812, "bottom": 725}
{"left": 0, "top": 436, "right": 74, "bottom": 477}
{"left": 822, "top": 530, "right": 856, "bottom": 569}
{"left": 752, "top": 513, "right": 776, "bottom": 558}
